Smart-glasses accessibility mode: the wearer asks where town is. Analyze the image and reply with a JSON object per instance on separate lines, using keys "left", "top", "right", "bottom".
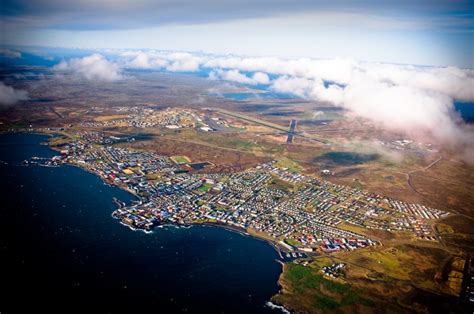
{"left": 34, "top": 130, "right": 450, "bottom": 256}
{"left": 79, "top": 107, "right": 236, "bottom": 132}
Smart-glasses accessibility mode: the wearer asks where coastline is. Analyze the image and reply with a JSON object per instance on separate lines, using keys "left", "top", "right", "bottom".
{"left": 200, "top": 221, "right": 286, "bottom": 258}
{"left": 29, "top": 131, "right": 293, "bottom": 312}
{"left": 46, "top": 134, "right": 289, "bottom": 257}
{"left": 2, "top": 132, "right": 290, "bottom": 314}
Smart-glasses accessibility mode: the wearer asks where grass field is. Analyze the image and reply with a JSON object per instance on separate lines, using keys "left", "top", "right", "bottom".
{"left": 171, "top": 155, "right": 191, "bottom": 164}
{"left": 215, "top": 108, "right": 289, "bottom": 132}
{"left": 285, "top": 238, "right": 302, "bottom": 247}
{"left": 276, "top": 263, "right": 375, "bottom": 312}
{"left": 94, "top": 114, "right": 128, "bottom": 122}
{"left": 435, "top": 223, "right": 454, "bottom": 235}
{"left": 145, "top": 172, "right": 161, "bottom": 180}
{"left": 275, "top": 157, "right": 303, "bottom": 174}
{"left": 273, "top": 238, "right": 462, "bottom": 313}
{"left": 268, "top": 177, "right": 295, "bottom": 192}
{"left": 198, "top": 183, "right": 212, "bottom": 193}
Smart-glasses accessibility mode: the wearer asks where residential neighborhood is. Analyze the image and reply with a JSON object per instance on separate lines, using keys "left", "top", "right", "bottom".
{"left": 34, "top": 130, "right": 450, "bottom": 256}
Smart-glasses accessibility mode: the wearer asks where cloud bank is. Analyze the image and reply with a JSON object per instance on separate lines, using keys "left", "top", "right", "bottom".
{"left": 121, "top": 51, "right": 201, "bottom": 72}
{"left": 0, "top": 48, "right": 22, "bottom": 59}
{"left": 54, "top": 54, "right": 122, "bottom": 81}
{"left": 0, "top": 82, "right": 28, "bottom": 107}
{"left": 201, "top": 54, "right": 474, "bottom": 153}
{"left": 209, "top": 69, "right": 270, "bottom": 85}
{"left": 52, "top": 50, "right": 474, "bottom": 159}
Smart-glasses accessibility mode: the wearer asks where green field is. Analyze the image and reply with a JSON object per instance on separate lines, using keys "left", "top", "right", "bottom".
{"left": 171, "top": 155, "right": 191, "bottom": 164}
{"left": 198, "top": 183, "right": 212, "bottom": 193}
{"left": 275, "top": 158, "right": 303, "bottom": 173}
{"left": 435, "top": 223, "right": 454, "bottom": 234}
{"left": 285, "top": 238, "right": 302, "bottom": 247}
{"left": 215, "top": 108, "right": 289, "bottom": 132}
{"left": 194, "top": 132, "right": 258, "bottom": 150}
{"left": 283, "top": 263, "right": 375, "bottom": 311}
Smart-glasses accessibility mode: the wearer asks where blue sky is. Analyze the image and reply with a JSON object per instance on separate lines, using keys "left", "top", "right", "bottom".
{"left": 1, "top": 0, "right": 473, "bottom": 67}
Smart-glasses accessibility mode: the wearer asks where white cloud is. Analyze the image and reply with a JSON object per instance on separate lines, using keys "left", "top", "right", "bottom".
{"left": 164, "top": 52, "right": 201, "bottom": 72}
{"left": 0, "top": 82, "right": 28, "bottom": 106}
{"left": 209, "top": 69, "right": 270, "bottom": 85}
{"left": 53, "top": 50, "right": 474, "bottom": 159}
{"left": 252, "top": 72, "right": 270, "bottom": 85}
{"left": 268, "top": 66, "right": 474, "bottom": 160}
{"left": 121, "top": 51, "right": 203, "bottom": 72}
{"left": 128, "top": 51, "right": 152, "bottom": 68}
{"left": 204, "top": 56, "right": 361, "bottom": 83}
{"left": 339, "top": 80, "right": 461, "bottom": 142}
{"left": 0, "top": 48, "right": 22, "bottom": 59}
{"left": 120, "top": 50, "right": 169, "bottom": 69}
{"left": 364, "top": 64, "right": 474, "bottom": 102}
{"left": 114, "top": 50, "right": 474, "bottom": 108}
{"left": 54, "top": 54, "right": 122, "bottom": 81}
{"left": 271, "top": 76, "right": 315, "bottom": 98}
{"left": 204, "top": 56, "right": 474, "bottom": 101}
{"left": 202, "top": 53, "right": 474, "bottom": 158}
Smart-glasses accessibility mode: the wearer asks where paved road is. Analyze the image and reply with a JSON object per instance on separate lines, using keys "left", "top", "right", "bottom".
{"left": 286, "top": 119, "right": 297, "bottom": 144}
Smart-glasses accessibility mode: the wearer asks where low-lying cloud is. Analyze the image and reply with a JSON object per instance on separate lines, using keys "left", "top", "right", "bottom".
{"left": 193, "top": 53, "right": 474, "bottom": 158}
{"left": 121, "top": 51, "right": 201, "bottom": 72}
{"left": 165, "top": 52, "right": 201, "bottom": 72}
{"left": 0, "top": 48, "right": 22, "bottom": 59}
{"left": 209, "top": 69, "right": 270, "bottom": 85}
{"left": 54, "top": 54, "right": 122, "bottom": 81}
{"left": 0, "top": 82, "right": 28, "bottom": 106}
{"left": 51, "top": 50, "right": 474, "bottom": 160}
{"left": 266, "top": 63, "right": 474, "bottom": 155}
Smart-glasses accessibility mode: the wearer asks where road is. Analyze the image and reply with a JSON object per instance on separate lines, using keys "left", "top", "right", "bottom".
{"left": 286, "top": 119, "right": 297, "bottom": 144}
{"left": 49, "top": 106, "right": 64, "bottom": 119}
{"left": 209, "top": 108, "right": 328, "bottom": 144}
{"left": 405, "top": 155, "right": 443, "bottom": 196}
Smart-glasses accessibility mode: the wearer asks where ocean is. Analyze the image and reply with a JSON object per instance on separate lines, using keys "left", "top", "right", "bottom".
{"left": 1, "top": 133, "right": 283, "bottom": 313}
{"left": 454, "top": 101, "right": 474, "bottom": 123}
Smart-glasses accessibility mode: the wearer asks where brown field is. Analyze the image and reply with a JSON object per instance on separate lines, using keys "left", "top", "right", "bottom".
{"left": 94, "top": 114, "right": 128, "bottom": 122}
{"left": 274, "top": 241, "right": 466, "bottom": 313}
{"left": 121, "top": 132, "right": 271, "bottom": 172}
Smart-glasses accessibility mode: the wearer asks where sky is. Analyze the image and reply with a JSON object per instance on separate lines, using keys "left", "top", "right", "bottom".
{"left": 1, "top": 0, "right": 473, "bottom": 68}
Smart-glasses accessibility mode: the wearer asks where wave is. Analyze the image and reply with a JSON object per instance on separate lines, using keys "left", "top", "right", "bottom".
{"left": 158, "top": 223, "right": 192, "bottom": 230}
{"left": 119, "top": 221, "right": 153, "bottom": 234}
{"left": 265, "top": 301, "right": 290, "bottom": 314}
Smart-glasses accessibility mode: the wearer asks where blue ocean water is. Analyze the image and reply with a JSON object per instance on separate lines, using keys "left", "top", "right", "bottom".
{"left": 454, "top": 101, "right": 474, "bottom": 123}
{"left": 210, "top": 92, "right": 294, "bottom": 101}
{"left": 1, "top": 133, "right": 283, "bottom": 313}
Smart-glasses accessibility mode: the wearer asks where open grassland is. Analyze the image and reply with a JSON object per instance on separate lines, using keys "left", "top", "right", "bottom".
{"left": 437, "top": 215, "right": 474, "bottom": 255}
{"left": 436, "top": 223, "right": 454, "bottom": 235}
{"left": 409, "top": 158, "right": 474, "bottom": 216}
{"left": 171, "top": 155, "right": 191, "bottom": 164}
{"left": 323, "top": 152, "right": 474, "bottom": 217}
{"left": 189, "top": 130, "right": 285, "bottom": 157}
{"left": 94, "top": 114, "right": 128, "bottom": 122}
{"left": 121, "top": 132, "right": 271, "bottom": 172}
{"left": 273, "top": 263, "right": 380, "bottom": 314}
{"left": 274, "top": 240, "right": 465, "bottom": 313}
{"left": 275, "top": 157, "right": 303, "bottom": 174}
{"left": 214, "top": 108, "right": 290, "bottom": 132}
{"left": 334, "top": 245, "right": 445, "bottom": 285}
